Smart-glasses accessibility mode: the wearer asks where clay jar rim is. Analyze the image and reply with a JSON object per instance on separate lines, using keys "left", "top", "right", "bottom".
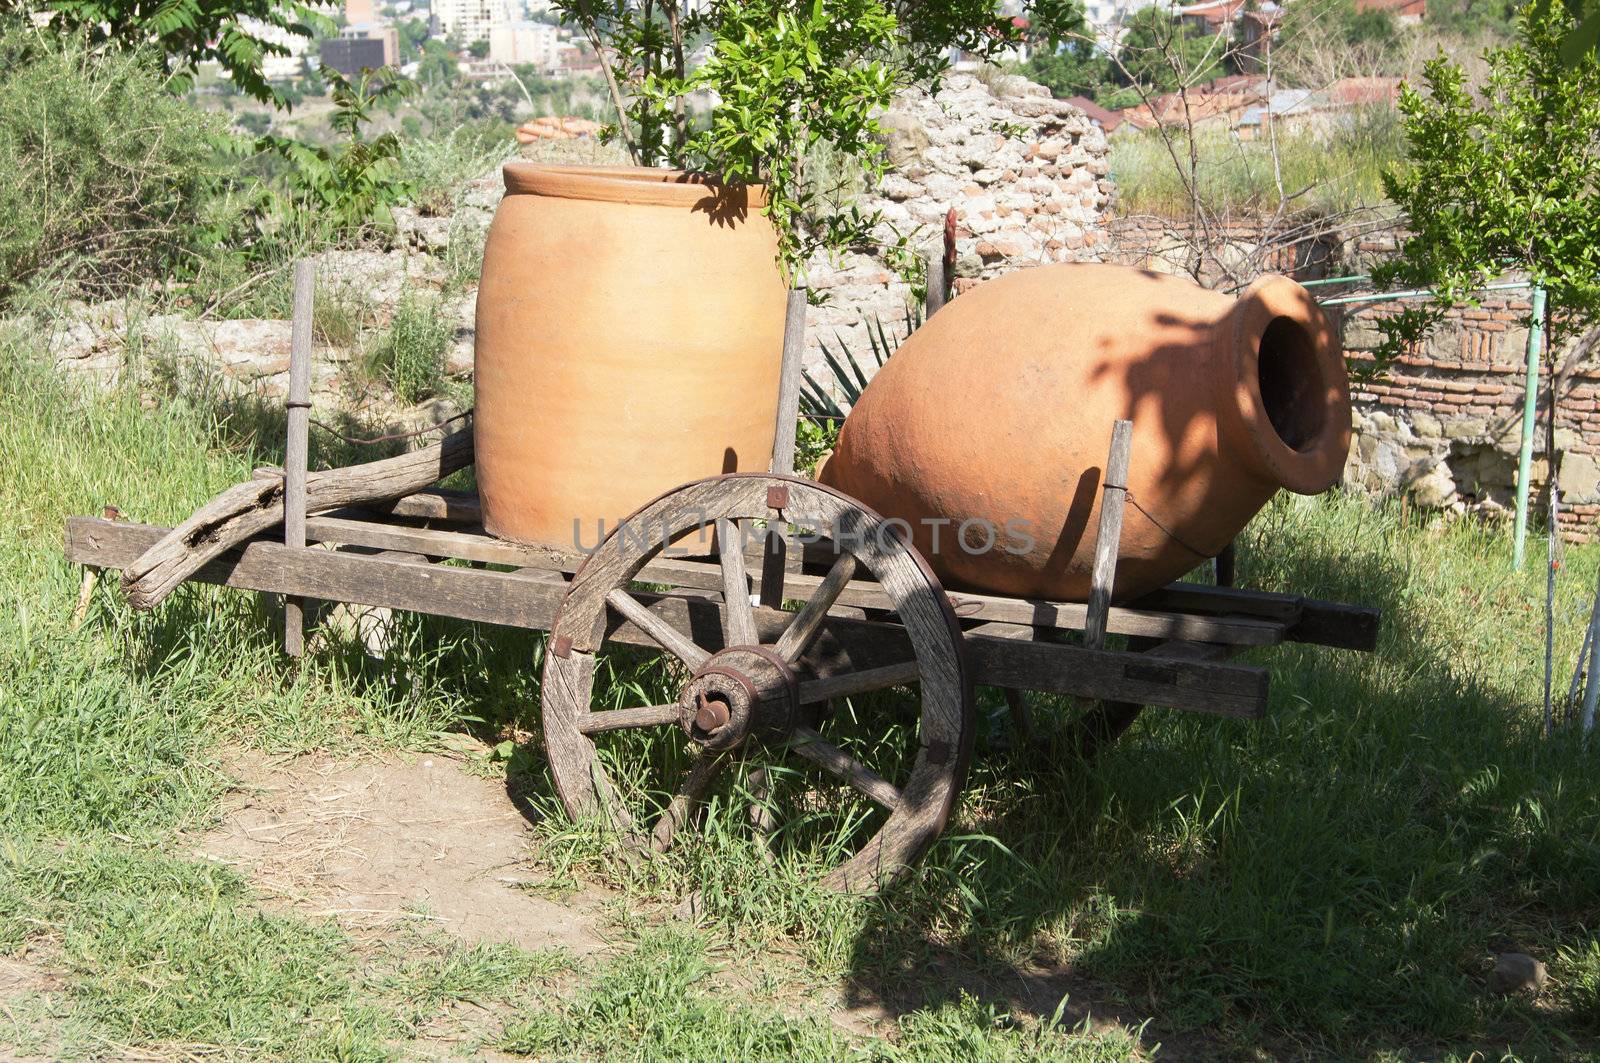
{"left": 501, "top": 162, "right": 768, "bottom": 211}
{"left": 1223, "top": 274, "right": 1353, "bottom": 495}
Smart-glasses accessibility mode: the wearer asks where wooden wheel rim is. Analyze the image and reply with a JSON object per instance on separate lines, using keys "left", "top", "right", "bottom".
{"left": 539, "top": 474, "right": 973, "bottom": 892}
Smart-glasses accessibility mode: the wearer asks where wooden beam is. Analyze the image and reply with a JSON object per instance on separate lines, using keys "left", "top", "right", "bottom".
{"left": 66, "top": 517, "right": 1274, "bottom": 715}
{"left": 1133, "top": 582, "right": 1380, "bottom": 651}
{"left": 1084, "top": 419, "right": 1132, "bottom": 651}
{"left": 283, "top": 259, "right": 315, "bottom": 658}
{"left": 769, "top": 288, "right": 808, "bottom": 477}
{"left": 299, "top": 514, "right": 1287, "bottom": 647}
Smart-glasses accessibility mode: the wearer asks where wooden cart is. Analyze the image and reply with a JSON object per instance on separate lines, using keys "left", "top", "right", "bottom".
{"left": 63, "top": 266, "right": 1378, "bottom": 893}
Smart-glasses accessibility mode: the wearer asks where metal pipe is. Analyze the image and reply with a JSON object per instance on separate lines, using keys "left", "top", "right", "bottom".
{"left": 1316, "top": 280, "right": 1533, "bottom": 307}
{"left": 1512, "top": 284, "right": 1547, "bottom": 570}
{"left": 1299, "top": 274, "right": 1371, "bottom": 288}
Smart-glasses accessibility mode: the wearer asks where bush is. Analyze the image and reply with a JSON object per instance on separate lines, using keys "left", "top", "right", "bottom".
{"left": 0, "top": 27, "right": 228, "bottom": 297}
{"left": 367, "top": 292, "right": 450, "bottom": 403}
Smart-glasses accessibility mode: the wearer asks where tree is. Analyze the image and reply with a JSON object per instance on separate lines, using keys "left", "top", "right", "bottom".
{"left": 1115, "top": 6, "right": 1225, "bottom": 92}
{"left": 552, "top": 0, "right": 1084, "bottom": 281}
{"left": 1020, "top": 38, "right": 1112, "bottom": 101}
{"left": 26, "top": 0, "right": 332, "bottom": 106}
{"left": 1372, "top": 2, "right": 1600, "bottom": 378}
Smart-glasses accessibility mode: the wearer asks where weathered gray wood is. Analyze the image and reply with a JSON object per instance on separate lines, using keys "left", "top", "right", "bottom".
{"left": 1134, "top": 583, "right": 1380, "bottom": 651}
{"left": 283, "top": 259, "right": 316, "bottom": 657}
{"left": 300, "top": 512, "right": 1286, "bottom": 646}
{"left": 535, "top": 474, "right": 971, "bottom": 894}
{"left": 716, "top": 518, "right": 758, "bottom": 646}
{"left": 799, "top": 661, "right": 920, "bottom": 704}
{"left": 121, "top": 429, "right": 473, "bottom": 610}
{"left": 769, "top": 288, "right": 808, "bottom": 476}
{"left": 575, "top": 704, "right": 681, "bottom": 734}
{"left": 66, "top": 515, "right": 1278, "bottom": 714}
{"left": 790, "top": 727, "right": 900, "bottom": 809}
{"left": 964, "top": 630, "right": 1268, "bottom": 717}
{"left": 774, "top": 552, "right": 858, "bottom": 662}
{"left": 758, "top": 527, "right": 787, "bottom": 610}
{"left": 605, "top": 588, "right": 710, "bottom": 668}
{"left": 1084, "top": 419, "right": 1132, "bottom": 652}
{"left": 345, "top": 488, "right": 482, "bottom": 524}
{"left": 924, "top": 248, "right": 946, "bottom": 317}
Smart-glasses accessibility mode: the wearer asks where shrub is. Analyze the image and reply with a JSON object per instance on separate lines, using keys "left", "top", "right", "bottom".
{"left": 368, "top": 292, "right": 450, "bottom": 403}
{"left": 0, "top": 27, "right": 228, "bottom": 298}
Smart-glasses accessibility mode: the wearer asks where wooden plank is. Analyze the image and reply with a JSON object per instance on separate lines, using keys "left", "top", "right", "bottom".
{"left": 302, "top": 514, "right": 1286, "bottom": 647}
{"left": 283, "top": 259, "right": 315, "bottom": 658}
{"left": 67, "top": 517, "right": 1273, "bottom": 715}
{"left": 963, "top": 628, "right": 1269, "bottom": 717}
{"left": 1132, "top": 582, "right": 1303, "bottom": 621}
{"left": 769, "top": 288, "right": 808, "bottom": 476}
{"left": 1134, "top": 583, "right": 1379, "bottom": 651}
{"left": 121, "top": 429, "right": 473, "bottom": 609}
{"left": 345, "top": 488, "right": 482, "bottom": 524}
{"left": 1084, "top": 419, "right": 1131, "bottom": 651}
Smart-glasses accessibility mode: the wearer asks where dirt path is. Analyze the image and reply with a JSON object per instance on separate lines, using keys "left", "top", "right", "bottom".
{"left": 195, "top": 752, "right": 611, "bottom": 955}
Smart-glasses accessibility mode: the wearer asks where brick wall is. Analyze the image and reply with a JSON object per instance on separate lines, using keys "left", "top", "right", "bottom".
{"left": 1104, "top": 217, "right": 1591, "bottom": 537}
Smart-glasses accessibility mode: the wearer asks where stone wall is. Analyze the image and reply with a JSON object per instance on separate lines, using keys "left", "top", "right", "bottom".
{"left": 802, "top": 72, "right": 1113, "bottom": 375}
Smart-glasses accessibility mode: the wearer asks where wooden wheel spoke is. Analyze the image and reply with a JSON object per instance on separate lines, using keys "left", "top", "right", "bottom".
{"left": 575, "top": 703, "right": 680, "bottom": 734}
{"left": 717, "top": 518, "right": 758, "bottom": 646}
{"left": 605, "top": 588, "right": 710, "bottom": 668}
{"left": 774, "top": 553, "right": 858, "bottom": 663}
{"left": 651, "top": 750, "right": 725, "bottom": 852}
{"left": 789, "top": 726, "right": 900, "bottom": 811}
{"left": 798, "top": 661, "right": 920, "bottom": 705}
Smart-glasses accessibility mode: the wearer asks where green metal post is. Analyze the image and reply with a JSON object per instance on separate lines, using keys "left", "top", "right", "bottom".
{"left": 1512, "top": 284, "right": 1547, "bottom": 570}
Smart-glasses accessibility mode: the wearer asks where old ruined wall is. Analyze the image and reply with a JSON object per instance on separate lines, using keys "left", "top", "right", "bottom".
{"left": 802, "top": 72, "right": 1114, "bottom": 374}
{"left": 1337, "top": 289, "right": 1600, "bottom": 540}
{"left": 1105, "top": 215, "right": 1599, "bottom": 538}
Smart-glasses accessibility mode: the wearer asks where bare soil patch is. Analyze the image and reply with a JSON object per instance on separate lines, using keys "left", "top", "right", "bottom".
{"left": 195, "top": 752, "right": 610, "bottom": 955}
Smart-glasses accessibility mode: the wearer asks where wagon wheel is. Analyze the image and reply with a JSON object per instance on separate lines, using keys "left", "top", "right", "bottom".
{"left": 540, "top": 474, "right": 973, "bottom": 892}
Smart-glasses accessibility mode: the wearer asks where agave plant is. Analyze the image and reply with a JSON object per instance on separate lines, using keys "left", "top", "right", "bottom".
{"left": 799, "top": 304, "right": 923, "bottom": 421}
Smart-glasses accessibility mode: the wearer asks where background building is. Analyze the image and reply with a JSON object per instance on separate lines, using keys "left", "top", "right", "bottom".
{"left": 320, "top": 34, "right": 388, "bottom": 75}
{"left": 489, "top": 20, "right": 562, "bottom": 67}
{"left": 430, "top": 0, "right": 510, "bottom": 43}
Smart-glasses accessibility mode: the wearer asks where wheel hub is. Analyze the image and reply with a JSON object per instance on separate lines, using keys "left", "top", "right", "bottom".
{"left": 677, "top": 647, "right": 799, "bottom": 750}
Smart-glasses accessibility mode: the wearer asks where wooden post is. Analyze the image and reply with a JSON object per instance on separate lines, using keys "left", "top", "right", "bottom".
{"left": 1083, "top": 420, "right": 1133, "bottom": 652}
{"left": 1215, "top": 541, "right": 1236, "bottom": 588}
{"left": 924, "top": 248, "right": 946, "bottom": 318}
{"left": 760, "top": 289, "right": 807, "bottom": 610}
{"left": 284, "top": 259, "right": 316, "bottom": 657}
{"left": 769, "top": 287, "right": 808, "bottom": 477}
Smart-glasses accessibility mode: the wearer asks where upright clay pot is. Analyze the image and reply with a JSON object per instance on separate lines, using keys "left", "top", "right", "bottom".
{"left": 474, "top": 164, "right": 786, "bottom": 549}
{"left": 820, "top": 263, "right": 1352, "bottom": 601}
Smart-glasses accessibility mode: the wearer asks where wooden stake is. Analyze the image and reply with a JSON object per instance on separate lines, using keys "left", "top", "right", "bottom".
{"left": 924, "top": 248, "right": 946, "bottom": 318}
{"left": 1084, "top": 420, "right": 1133, "bottom": 652}
{"left": 760, "top": 289, "right": 807, "bottom": 610}
{"left": 284, "top": 259, "right": 315, "bottom": 657}
{"left": 769, "top": 288, "right": 808, "bottom": 477}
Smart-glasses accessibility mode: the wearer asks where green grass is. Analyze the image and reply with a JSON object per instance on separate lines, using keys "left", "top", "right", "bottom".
{"left": 1109, "top": 107, "right": 1406, "bottom": 219}
{"left": 5, "top": 313, "right": 1600, "bottom": 1060}
{"left": 365, "top": 290, "right": 451, "bottom": 404}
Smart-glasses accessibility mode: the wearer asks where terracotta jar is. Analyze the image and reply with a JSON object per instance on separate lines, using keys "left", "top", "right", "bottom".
{"left": 474, "top": 164, "right": 786, "bottom": 549}
{"left": 819, "top": 263, "right": 1352, "bottom": 601}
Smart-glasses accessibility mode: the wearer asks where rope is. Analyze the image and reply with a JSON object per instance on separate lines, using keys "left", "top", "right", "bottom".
{"left": 306, "top": 408, "right": 473, "bottom": 447}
